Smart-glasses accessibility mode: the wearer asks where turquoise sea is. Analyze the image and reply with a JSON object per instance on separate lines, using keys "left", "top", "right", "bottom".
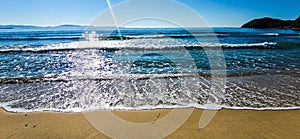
{"left": 0, "top": 26, "right": 299, "bottom": 112}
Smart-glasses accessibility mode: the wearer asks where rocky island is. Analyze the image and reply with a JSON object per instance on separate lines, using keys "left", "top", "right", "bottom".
{"left": 242, "top": 16, "right": 300, "bottom": 30}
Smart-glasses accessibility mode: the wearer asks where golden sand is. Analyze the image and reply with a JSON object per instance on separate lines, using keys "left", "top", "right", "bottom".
{"left": 0, "top": 108, "right": 299, "bottom": 139}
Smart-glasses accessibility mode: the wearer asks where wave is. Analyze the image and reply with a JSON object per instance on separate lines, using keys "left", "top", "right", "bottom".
{"left": 1, "top": 71, "right": 299, "bottom": 84}
{"left": 211, "top": 32, "right": 299, "bottom": 38}
{"left": 1, "top": 33, "right": 297, "bottom": 42}
{"left": 1, "top": 73, "right": 299, "bottom": 113}
{"left": 0, "top": 73, "right": 205, "bottom": 84}
{"left": 0, "top": 41, "right": 291, "bottom": 53}
{"left": 83, "top": 33, "right": 300, "bottom": 40}
{"left": 1, "top": 104, "right": 300, "bottom": 113}
{"left": 76, "top": 30, "right": 300, "bottom": 40}
{"left": 260, "top": 33, "right": 279, "bottom": 36}
{"left": 219, "top": 42, "right": 277, "bottom": 48}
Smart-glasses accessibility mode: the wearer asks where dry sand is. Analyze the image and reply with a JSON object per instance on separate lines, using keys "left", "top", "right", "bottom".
{"left": 0, "top": 108, "right": 299, "bottom": 139}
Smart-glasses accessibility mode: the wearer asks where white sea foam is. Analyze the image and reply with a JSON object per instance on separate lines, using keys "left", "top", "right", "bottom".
{"left": 1, "top": 74, "right": 299, "bottom": 113}
{"left": 2, "top": 103, "right": 300, "bottom": 113}
{"left": 0, "top": 41, "right": 278, "bottom": 53}
{"left": 261, "top": 33, "right": 279, "bottom": 36}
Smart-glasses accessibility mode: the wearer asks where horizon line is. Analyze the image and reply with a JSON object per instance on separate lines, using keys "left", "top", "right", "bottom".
{"left": 0, "top": 24, "right": 240, "bottom": 28}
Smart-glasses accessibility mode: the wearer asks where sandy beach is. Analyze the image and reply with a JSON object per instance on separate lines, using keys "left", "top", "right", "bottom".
{"left": 1, "top": 0, "right": 300, "bottom": 139}
{"left": 1, "top": 108, "right": 300, "bottom": 139}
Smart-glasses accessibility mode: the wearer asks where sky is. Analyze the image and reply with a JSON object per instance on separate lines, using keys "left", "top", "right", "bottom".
{"left": 0, "top": 0, "right": 300, "bottom": 27}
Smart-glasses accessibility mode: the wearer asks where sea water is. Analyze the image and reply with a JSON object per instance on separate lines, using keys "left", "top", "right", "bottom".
{"left": 0, "top": 27, "right": 299, "bottom": 112}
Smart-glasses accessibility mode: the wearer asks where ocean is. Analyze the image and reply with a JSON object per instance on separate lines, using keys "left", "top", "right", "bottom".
{"left": 0, "top": 26, "right": 299, "bottom": 112}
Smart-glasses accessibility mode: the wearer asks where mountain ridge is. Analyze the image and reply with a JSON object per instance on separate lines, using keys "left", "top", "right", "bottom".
{"left": 242, "top": 16, "right": 300, "bottom": 29}
{"left": 0, "top": 24, "right": 86, "bottom": 29}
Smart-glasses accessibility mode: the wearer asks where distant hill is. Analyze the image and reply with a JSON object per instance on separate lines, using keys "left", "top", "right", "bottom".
{"left": 0, "top": 24, "right": 122, "bottom": 30}
{"left": 241, "top": 16, "right": 300, "bottom": 30}
{"left": 0, "top": 25, "right": 36, "bottom": 29}
{"left": 0, "top": 24, "right": 86, "bottom": 29}
{"left": 54, "top": 24, "right": 86, "bottom": 28}
{"left": 291, "top": 16, "right": 300, "bottom": 29}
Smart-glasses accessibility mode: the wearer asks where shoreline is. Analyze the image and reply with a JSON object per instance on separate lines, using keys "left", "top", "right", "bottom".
{"left": 1, "top": 108, "right": 300, "bottom": 138}
{"left": 2, "top": 106, "right": 300, "bottom": 113}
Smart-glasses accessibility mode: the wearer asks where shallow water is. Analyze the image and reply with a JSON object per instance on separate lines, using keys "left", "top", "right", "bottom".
{"left": 0, "top": 27, "right": 299, "bottom": 112}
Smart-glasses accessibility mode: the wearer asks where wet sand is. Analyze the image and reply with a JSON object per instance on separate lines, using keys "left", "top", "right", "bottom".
{"left": 0, "top": 108, "right": 300, "bottom": 138}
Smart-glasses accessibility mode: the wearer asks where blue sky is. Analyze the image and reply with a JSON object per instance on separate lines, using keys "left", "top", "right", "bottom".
{"left": 1, "top": 0, "right": 300, "bottom": 27}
